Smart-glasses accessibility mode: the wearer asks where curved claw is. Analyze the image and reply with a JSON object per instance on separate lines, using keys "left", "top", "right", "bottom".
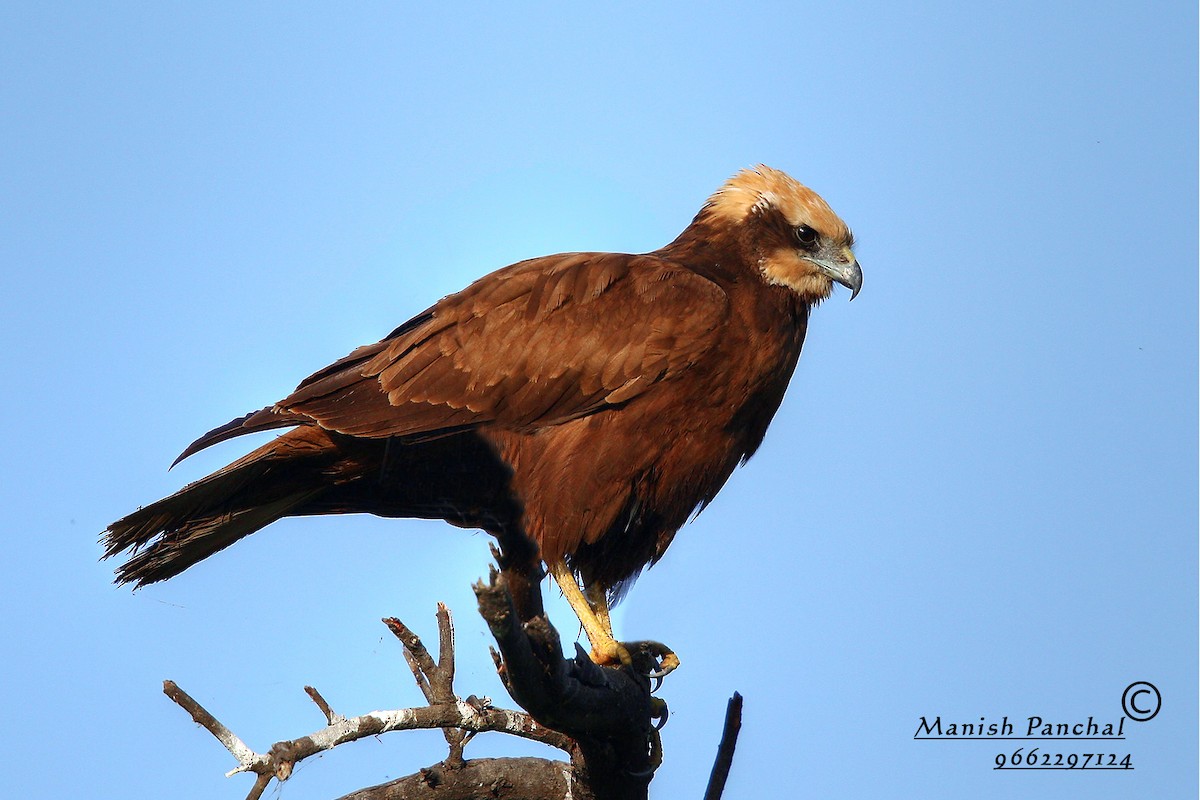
{"left": 650, "top": 696, "right": 670, "bottom": 730}
{"left": 639, "top": 642, "right": 680, "bottom": 679}
{"left": 625, "top": 725, "right": 664, "bottom": 775}
{"left": 649, "top": 725, "right": 664, "bottom": 768}
{"left": 588, "top": 638, "right": 681, "bottom": 684}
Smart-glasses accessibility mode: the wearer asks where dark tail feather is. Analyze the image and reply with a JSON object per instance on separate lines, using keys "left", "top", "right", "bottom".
{"left": 109, "top": 492, "right": 319, "bottom": 586}
{"left": 171, "top": 406, "right": 308, "bottom": 467}
{"left": 104, "top": 430, "right": 331, "bottom": 587}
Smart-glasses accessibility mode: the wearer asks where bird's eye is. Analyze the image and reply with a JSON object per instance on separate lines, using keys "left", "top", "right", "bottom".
{"left": 793, "top": 225, "right": 819, "bottom": 248}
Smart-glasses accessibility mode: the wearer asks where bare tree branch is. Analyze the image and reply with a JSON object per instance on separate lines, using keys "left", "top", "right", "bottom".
{"left": 166, "top": 682, "right": 568, "bottom": 773}
{"left": 385, "top": 615, "right": 440, "bottom": 700}
{"left": 162, "top": 681, "right": 258, "bottom": 776}
{"left": 703, "top": 692, "right": 744, "bottom": 800}
{"left": 246, "top": 773, "right": 271, "bottom": 800}
{"left": 382, "top": 608, "right": 470, "bottom": 764}
{"left": 156, "top": 547, "right": 738, "bottom": 800}
{"left": 163, "top": 612, "right": 572, "bottom": 798}
{"left": 436, "top": 602, "right": 456, "bottom": 697}
{"left": 304, "top": 685, "right": 345, "bottom": 726}
{"left": 334, "top": 757, "right": 590, "bottom": 800}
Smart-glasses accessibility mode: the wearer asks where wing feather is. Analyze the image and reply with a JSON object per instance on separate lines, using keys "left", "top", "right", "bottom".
{"left": 272, "top": 251, "right": 729, "bottom": 440}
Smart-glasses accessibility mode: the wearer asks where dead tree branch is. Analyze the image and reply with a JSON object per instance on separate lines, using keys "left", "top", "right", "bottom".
{"left": 160, "top": 542, "right": 743, "bottom": 800}
{"left": 335, "top": 757, "right": 586, "bottom": 800}
{"left": 703, "top": 692, "right": 744, "bottom": 800}
{"left": 163, "top": 605, "right": 571, "bottom": 800}
{"left": 383, "top": 604, "right": 471, "bottom": 765}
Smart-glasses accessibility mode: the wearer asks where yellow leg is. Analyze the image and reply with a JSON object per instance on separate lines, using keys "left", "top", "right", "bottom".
{"left": 586, "top": 582, "right": 614, "bottom": 639}
{"left": 549, "top": 561, "right": 631, "bottom": 666}
{"left": 548, "top": 561, "right": 680, "bottom": 676}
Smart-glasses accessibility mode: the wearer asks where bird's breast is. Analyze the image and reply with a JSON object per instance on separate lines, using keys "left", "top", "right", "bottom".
{"left": 489, "top": 288, "right": 809, "bottom": 576}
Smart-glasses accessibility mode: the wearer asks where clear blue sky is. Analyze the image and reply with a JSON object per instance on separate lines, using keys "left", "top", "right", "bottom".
{"left": 1, "top": 3, "right": 1195, "bottom": 798}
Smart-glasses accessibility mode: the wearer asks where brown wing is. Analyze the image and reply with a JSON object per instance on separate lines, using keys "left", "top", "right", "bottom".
{"left": 283, "top": 251, "right": 730, "bottom": 436}
{"left": 178, "top": 251, "right": 730, "bottom": 460}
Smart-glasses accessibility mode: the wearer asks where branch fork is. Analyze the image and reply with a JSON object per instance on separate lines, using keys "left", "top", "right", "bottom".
{"left": 164, "top": 603, "right": 568, "bottom": 800}
{"left": 160, "top": 553, "right": 744, "bottom": 800}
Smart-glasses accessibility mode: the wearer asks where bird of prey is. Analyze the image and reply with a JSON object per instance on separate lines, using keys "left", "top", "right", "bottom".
{"left": 103, "top": 165, "right": 861, "bottom": 673}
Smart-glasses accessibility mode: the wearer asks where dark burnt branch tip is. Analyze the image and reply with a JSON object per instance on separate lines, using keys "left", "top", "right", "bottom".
{"left": 473, "top": 566, "right": 662, "bottom": 800}
{"left": 703, "top": 691, "right": 744, "bottom": 800}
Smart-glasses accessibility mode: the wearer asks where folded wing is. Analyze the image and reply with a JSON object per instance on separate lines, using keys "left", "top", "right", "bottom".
{"left": 178, "top": 252, "right": 731, "bottom": 461}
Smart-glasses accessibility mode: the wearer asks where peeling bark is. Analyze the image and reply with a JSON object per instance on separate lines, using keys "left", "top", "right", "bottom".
{"left": 159, "top": 553, "right": 741, "bottom": 800}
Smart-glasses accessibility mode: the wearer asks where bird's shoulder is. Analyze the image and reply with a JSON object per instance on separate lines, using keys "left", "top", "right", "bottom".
{"left": 435, "top": 249, "right": 730, "bottom": 325}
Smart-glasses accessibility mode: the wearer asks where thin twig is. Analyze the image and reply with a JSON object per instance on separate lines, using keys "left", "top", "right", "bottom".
{"left": 432, "top": 606, "right": 466, "bottom": 766}
{"left": 384, "top": 616, "right": 437, "bottom": 701}
{"left": 702, "top": 692, "right": 744, "bottom": 800}
{"left": 305, "top": 686, "right": 345, "bottom": 725}
{"left": 385, "top": 609, "right": 468, "bottom": 763}
{"left": 164, "top": 685, "right": 572, "bottom": 779}
{"left": 162, "top": 612, "right": 575, "bottom": 797}
{"left": 162, "top": 680, "right": 259, "bottom": 775}
{"left": 436, "top": 602, "right": 455, "bottom": 697}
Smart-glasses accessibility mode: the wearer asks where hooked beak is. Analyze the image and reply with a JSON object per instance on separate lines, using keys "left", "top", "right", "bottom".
{"left": 810, "top": 252, "right": 863, "bottom": 300}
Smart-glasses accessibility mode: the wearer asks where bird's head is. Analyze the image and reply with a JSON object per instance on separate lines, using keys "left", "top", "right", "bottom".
{"left": 702, "top": 165, "right": 861, "bottom": 304}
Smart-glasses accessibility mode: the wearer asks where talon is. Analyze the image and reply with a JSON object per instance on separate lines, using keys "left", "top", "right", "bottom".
{"left": 650, "top": 696, "right": 669, "bottom": 730}
{"left": 625, "top": 723, "right": 665, "bottom": 777}
{"left": 648, "top": 725, "right": 664, "bottom": 769}
{"left": 636, "top": 641, "right": 680, "bottom": 678}
{"left": 591, "top": 639, "right": 680, "bottom": 678}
